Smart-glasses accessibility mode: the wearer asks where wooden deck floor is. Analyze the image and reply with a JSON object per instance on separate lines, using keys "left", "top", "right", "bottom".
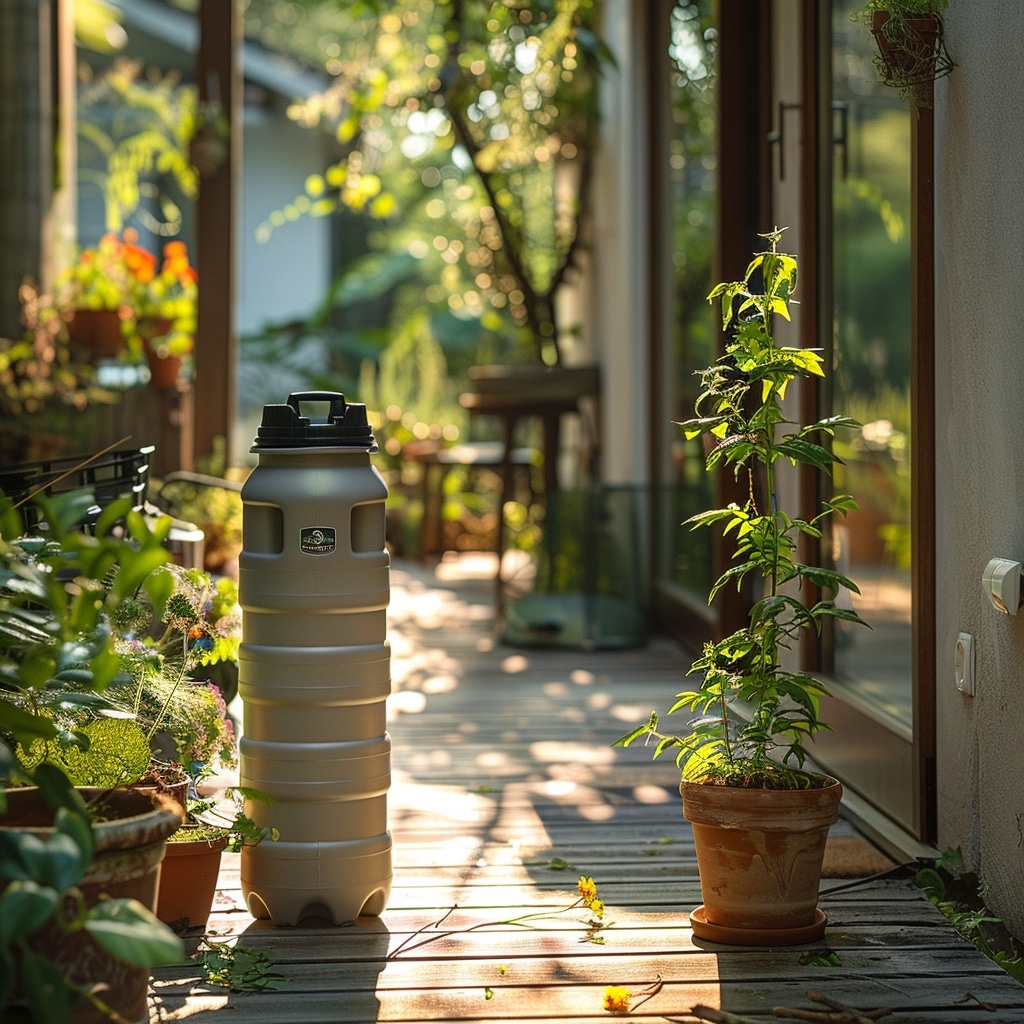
{"left": 150, "top": 554, "right": 1024, "bottom": 1023}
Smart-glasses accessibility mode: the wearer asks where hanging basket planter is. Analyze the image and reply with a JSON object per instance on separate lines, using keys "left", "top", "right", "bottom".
{"left": 871, "top": 10, "right": 954, "bottom": 106}
{"left": 138, "top": 316, "right": 187, "bottom": 389}
{"left": 67, "top": 308, "right": 126, "bottom": 360}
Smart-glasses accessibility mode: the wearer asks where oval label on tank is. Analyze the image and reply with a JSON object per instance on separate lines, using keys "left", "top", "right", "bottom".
{"left": 300, "top": 526, "right": 337, "bottom": 555}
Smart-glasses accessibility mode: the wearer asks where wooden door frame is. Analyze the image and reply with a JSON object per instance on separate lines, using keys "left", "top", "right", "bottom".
{"left": 647, "top": 0, "right": 774, "bottom": 649}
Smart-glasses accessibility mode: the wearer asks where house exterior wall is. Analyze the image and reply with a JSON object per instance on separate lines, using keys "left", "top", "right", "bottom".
{"left": 233, "top": 106, "right": 335, "bottom": 456}
{"left": 589, "top": 0, "right": 651, "bottom": 485}
{"left": 934, "top": 0, "right": 1024, "bottom": 939}
{"left": 237, "top": 109, "right": 332, "bottom": 337}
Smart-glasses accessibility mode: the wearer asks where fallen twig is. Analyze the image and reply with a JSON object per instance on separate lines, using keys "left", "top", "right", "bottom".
{"left": 689, "top": 1006, "right": 764, "bottom": 1024}
{"left": 772, "top": 991, "right": 893, "bottom": 1024}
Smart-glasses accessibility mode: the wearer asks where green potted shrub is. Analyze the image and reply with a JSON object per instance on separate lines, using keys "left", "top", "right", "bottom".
{"left": 104, "top": 561, "right": 239, "bottom": 776}
{"left": 0, "top": 492, "right": 185, "bottom": 1022}
{"left": 853, "top": 0, "right": 954, "bottom": 106}
{"left": 615, "top": 231, "right": 866, "bottom": 946}
{"left": 5, "top": 524, "right": 237, "bottom": 796}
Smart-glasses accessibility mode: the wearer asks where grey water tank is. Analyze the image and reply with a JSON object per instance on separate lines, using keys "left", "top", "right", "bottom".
{"left": 238, "top": 392, "right": 391, "bottom": 925}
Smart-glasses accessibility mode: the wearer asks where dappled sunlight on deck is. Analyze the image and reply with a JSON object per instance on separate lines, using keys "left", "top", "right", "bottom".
{"left": 150, "top": 554, "right": 1024, "bottom": 1023}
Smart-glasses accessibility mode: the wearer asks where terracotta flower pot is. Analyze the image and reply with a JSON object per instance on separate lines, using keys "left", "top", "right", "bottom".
{"left": 157, "top": 830, "right": 229, "bottom": 930}
{"left": 68, "top": 308, "right": 125, "bottom": 359}
{"left": 1, "top": 787, "right": 182, "bottom": 1023}
{"left": 681, "top": 776, "right": 842, "bottom": 946}
{"left": 132, "top": 763, "right": 190, "bottom": 816}
{"left": 137, "top": 317, "right": 184, "bottom": 388}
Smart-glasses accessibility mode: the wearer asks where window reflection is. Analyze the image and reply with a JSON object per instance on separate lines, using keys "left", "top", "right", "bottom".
{"left": 656, "top": 0, "right": 717, "bottom": 603}
{"left": 830, "top": 0, "right": 913, "bottom": 729}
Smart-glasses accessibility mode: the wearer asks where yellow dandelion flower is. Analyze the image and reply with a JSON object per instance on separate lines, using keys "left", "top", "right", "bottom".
{"left": 578, "top": 875, "right": 598, "bottom": 901}
{"left": 603, "top": 985, "right": 632, "bottom": 1012}
{"left": 589, "top": 898, "right": 605, "bottom": 919}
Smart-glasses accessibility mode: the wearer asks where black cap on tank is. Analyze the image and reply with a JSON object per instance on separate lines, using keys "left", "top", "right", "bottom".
{"left": 252, "top": 392, "right": 378, "bottom": 451}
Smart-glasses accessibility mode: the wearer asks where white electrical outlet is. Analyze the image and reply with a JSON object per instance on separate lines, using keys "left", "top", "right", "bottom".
{"left": 954, "top": 632, "right": 975, "bottom": 696}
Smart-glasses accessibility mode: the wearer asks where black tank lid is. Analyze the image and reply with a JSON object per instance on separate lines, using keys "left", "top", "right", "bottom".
{"left": 252, "top": 392, "right": 378, "bottom": 451}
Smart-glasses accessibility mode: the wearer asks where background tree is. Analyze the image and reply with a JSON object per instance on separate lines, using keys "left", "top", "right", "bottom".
{"left": 248, "top": 0, "right": 610, "bottom": 367}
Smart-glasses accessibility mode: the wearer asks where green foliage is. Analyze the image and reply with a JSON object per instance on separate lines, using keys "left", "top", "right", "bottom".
{"left": 851, "top": 0, "right": 954, "bottom": 107}
{"left": 1, "top": 485, "right": 239, "bottom": 781}
{"left": 0, "top": 494, "right": 236, "bottom": 1020}
{"left": 17, "top": 718, "right": 152, "bottom": 789}
{"left": 76, "top": 58, "right": 199, "bottom": 233}
{"left": 0, "top": 493, "right": 171, "bottom": 772}
{"left": 0, "top": 765, "right": 184, "bottom": 1021}
{"left": 853, "top": 0, "right": 949, "bottom": 23}
{"left": 200, "top": 940, "right": 288, "bottom": 992}
{"left": 249, "top": 0, "right": 609, "bottom": 364}
{"left": 0, "top": 286, "right": 115, "bottom": 469}
{"left": 176, "top": 786, "right": 278, "bottom": 853}
{"left": 100, "top": 562, "right": 240, "bottom": 772}
{"left": 918, "top": 848, "right": 1024, "bottom": 983}
{"left": 615, "top": 232, "right": 867, "bottom": 786}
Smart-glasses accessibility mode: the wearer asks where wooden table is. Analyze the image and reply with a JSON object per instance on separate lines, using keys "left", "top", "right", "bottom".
{"left": 458, "top": 364, "right": 600, "bottom": 614}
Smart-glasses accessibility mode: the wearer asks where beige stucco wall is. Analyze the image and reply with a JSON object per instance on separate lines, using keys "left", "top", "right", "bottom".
{"left": 934, "top": 0, "right": 1024, "bottom": 939}
{"left": 589, "top": 0, "right": 652, "bottom": 485}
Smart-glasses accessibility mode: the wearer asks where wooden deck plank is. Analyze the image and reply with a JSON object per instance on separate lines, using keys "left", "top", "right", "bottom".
{"left": 150, "top": 556, "right": 1024, "bottom": 1022}
{"left": 152, "top": 978, "right": 1024, "bottom": 1024}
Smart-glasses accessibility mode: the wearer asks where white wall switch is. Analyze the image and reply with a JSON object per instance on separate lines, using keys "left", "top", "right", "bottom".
{"left": 955, "top": 632, "right": 975, "bottom": 696}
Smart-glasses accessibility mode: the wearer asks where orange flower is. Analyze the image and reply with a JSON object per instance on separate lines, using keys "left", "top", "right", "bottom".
{"left": 56, "top": 228, "right": 197, "bottom": 355}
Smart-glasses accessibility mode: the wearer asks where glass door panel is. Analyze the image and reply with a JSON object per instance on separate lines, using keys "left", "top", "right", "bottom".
{"left": 828, "top": 0, "right": 913, "bottom": 735}
{"left": 651, "top": 0, "right": 718, "bottom": 621}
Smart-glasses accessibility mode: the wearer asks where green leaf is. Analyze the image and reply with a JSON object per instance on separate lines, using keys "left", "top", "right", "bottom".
{"left": 18, "top": 949, "right": 71, "bottom": 1024}
{"left": 826, "top": 493, "right": 860, "bottom": 514}
{"left": 0, "top": 702, "right": 59, "bottom": 745}
{"left": 0, "top": 830, "right": 56, "bottom": 885}
{"left": 91, "top": 496, "right": 134, "bottom": 538}
{"left": 653, "top": 736, "right": 683, "bottom": 760}
{"left": 41, "top": 491, "right": 97, "bottom": 537}
{"left": 85, "top": 899, "right": 184, "bottom": 967}
{"left": 611, "top": 719, "right": 654, "bottom": 748}
{"left": 0, "top": 883, "right": 59, "bottom": 944}
{"left": 799, "top": 566, "right": 861, "bottom": 594}
{"left": 916, "top": 866, "right": 946, "bottom": 899}
{"left": 814, "top": 604, "right": 870, "bottom": 627}
{"left": 54, "top": 807, "right": 95, "bottom": 871}
{"left": 774, "top": 438, "right": 836, "bottom": 471}
{"left": 37, "top": 833, "right": 89, "bottom": 892}
{"left": 685, "top": 506, "right": 744, "bottom": 531}
{"left": 109, "top": 546, "right": 171, "bottom": 599}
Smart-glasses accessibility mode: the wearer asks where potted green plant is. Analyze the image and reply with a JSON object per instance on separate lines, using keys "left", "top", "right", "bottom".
{"left": 5, "top": 528, "right": 237, "bottom": 795}
{"left": 0, "top": 284, "right": 116, "bottom": 467}
{"left": 56, "top": 229, "right": 196, "bottom": 383}
{"left": 130, "top": 239, "right": 197, "bottom": 389}
{"left": 615, "top": 231, "right": 866, "bottom": 946}
{"left": 853, "top": 0, "right": 954, "bottom": 106}
{"left": 159, "top": 787, "right": 277, "bottom": 933}
{"left": 105, "top": 561, "right": 238, "bottom": 776}
{"left": 0, "top": 492, "right": 186, "bottom": 1022}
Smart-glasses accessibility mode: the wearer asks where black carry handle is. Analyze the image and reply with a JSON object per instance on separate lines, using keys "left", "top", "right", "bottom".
{"left": 287, "top": 392, "right": 349, "bottom": 424}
